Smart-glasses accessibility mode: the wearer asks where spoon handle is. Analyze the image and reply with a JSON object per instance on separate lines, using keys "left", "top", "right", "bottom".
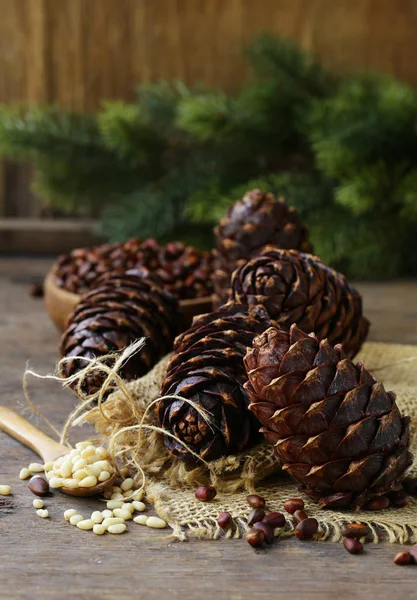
{"left": 0, "top": 407, "right": 67, "bottom": 463}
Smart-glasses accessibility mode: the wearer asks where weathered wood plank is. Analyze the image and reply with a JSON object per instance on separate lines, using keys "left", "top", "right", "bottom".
{"left": 1, "top": 0, "right": 417, "bottom": 111}
{"left": 0, "top": 219, "right": 104, "bottom": 254}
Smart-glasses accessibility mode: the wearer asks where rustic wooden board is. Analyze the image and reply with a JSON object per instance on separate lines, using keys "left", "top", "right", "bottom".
{"left": 1, "top": 258, "right": 417, "bottom": 600}
{"left": 1, "top": 0, "right": 417, "bottom": 110}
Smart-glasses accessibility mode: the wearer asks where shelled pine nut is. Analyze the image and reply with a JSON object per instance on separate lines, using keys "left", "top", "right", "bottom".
{"left": 93, "top": 524, "right": 106, "bottom": 535}
{"left": 146, "top": 516, "right": 167, "bottom": 529}
{"left": 32, "top": 499, "right": 44, "bottom": 509}
{"left": 64, "top": 509, "right": 78, "bottom": 521}
{"left": 76, "top": 519, "right": 95, "bottom": 531}
{"left": 19, "top": 468, "right": 31, "bottom": 480}
{"left": 36, "top": 509, "right": 49, "bottom": 518}
{"left": 108, "top": 524, "right": 126, "bottom": 534}
{"left": 69, "top": 514, "right": 84, "bottom": 526}
{"left": 133, "top": 515, "right": 148, "bottom": 525}
{"left": 29, "top": 463, "right": 44, "bottom": 473}
{"left": 0, "top": 485, "right": 12, "bottom": 495}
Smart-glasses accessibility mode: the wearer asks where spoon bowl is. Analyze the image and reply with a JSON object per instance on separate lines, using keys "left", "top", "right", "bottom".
{"left": 0, "top": 406, "right": 116, "bottom": 497}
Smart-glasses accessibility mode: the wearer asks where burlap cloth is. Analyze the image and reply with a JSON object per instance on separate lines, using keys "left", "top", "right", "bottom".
{"left": 80, "top": 341, "right": 417, "bottom": 543}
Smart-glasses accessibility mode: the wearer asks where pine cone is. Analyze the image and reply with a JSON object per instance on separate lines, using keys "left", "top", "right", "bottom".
{"left": 244, "top": 325, "right": 412, "bottom": 509}
{"left": 60, "top": 269, "right": 181, "bottom": 396}
{"left": 53, "top": 238, "right": 214, "bottom": 300}
{"left": 213, "top": 189, "right": 312, "bottom": 303}
{"left": 158, "top": 302, "right": 278, "bottom": 461}
{"left": 231, "top": 247, "right": 369, "bottom": 358}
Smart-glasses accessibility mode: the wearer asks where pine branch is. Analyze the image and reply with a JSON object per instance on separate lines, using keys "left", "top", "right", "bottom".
{"left": 245, "top": 33, "right": 336, "bottom": 99}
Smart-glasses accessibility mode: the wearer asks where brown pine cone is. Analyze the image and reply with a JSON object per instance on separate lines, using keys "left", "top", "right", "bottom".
{"left": 244, "top": 325, "right": 412, "bottom": 509}
{"left": 52, "top": 238, "right": 214, "bottom": 300}
{"left": 60, "top": 269, "right": 181, "bottom": 397}
{"left": 158, "top": 302, "right": 278, "bottom": 461}
{"left": 230, "top": 247, "right": 369, "bottom": 358}
{"left": 213, "top": 189, "right": 312, "bottom": 303}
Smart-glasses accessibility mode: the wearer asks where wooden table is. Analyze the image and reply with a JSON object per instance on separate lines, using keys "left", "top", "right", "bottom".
{"left": 1, "top": 258, "right": 417, "bottom": 600}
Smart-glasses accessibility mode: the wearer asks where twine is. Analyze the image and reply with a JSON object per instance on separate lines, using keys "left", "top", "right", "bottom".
{"left": 22, "top": 339, "right": 417, "bottom": 543}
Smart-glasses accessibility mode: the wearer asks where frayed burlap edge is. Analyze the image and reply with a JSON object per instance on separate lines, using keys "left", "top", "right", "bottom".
{"left": 41, "top": 340, "right": 417, "bottom": 543}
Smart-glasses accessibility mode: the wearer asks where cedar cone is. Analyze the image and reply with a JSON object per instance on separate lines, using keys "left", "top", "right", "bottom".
{"left": 158, "top": 302, "right": 278, "bottom": 462}
{"left": 60, "top": 269, "right": 181, "bottom": 396}
{"left": 244, "top": 325, "right": 412, "bottom": 509}
{"left": 53, "top": 238, "right": 213, "bottom": 300}
{"left": 213, "top": 189, "right": 312, "bottom": 303}
{"left": 230, "top": 247, "right": 369, "bottom": 358}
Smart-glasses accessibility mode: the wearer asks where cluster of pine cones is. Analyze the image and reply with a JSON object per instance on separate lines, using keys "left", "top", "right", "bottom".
{"left": 53, "top": 237, "right": 214, "bottom": 300}
{"left": 58, "top": 189, "right": 412, "bottom": 511}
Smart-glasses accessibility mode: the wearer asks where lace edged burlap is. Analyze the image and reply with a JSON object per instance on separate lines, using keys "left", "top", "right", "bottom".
{"left": 76, "top": 341, "right": 417, "bottom": 543}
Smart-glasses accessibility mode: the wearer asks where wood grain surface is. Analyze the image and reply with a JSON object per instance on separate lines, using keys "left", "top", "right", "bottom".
{"left": 1, "top": 0, "right": 417, "bottom": 110}
{"left": 1, "top": 258, "right": 417, "bottom": 600}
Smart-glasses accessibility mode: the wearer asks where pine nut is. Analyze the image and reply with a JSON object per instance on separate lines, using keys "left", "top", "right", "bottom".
{"left": 110, "top": 492, "right": 124, "bottom": 501}
{"left": 123, "top": 491, "right": 133, "bottom": 499}
{"left": 85, "top": 464, "right": 101, "bottom": 478}
{"left": 28, "top": 476, "right": 49, "bottom": 497}
{"left": 102, "top": 517, "right": 125, "bottom": 530}
{"left": 93, "top": 524, "right": 106, "bottom": 535}
{"left": 76, "top": 519, "right": 95, "bottom": 530}
{"left": 29, "top": 462, "right": 44, "bottom": 473}
{"left": 125, "top": 503, "right": 135, "bottom": 514}
{"left": 33, "top": 499, "right": 44, "bottom": 509}
{"left": 78, "top": 476, "right": 97, "bottom": 488}
{"left": 108, "top": 524, "right": 126, "bottom": 534}
{"left": 49, "top": 477, "right": 64, "bottom": 488}
{"left": 101, "top": 510, "right": 113, "bottom": 519}
{"left": 76, "top": 441, "right": 90, "bottom": 450}
{"left": 36, "top": 509, "right": 49, "bottom": 518}
{"left": 132, "top": 501, "right": 146, "bottom": 512}
{"left": 113, "top": 508, "right": 132, "bottom": 520}
{"left": 63, "top": 479, "right": 79, "bottom": 489}
{"left": 72, "top": 459, "right": 86, "bottom": 473}
{"left": 121, "top": 478, "right": 134, "bottom": 491}
{"left": 94, "top": 460, "right": 112, "bottom": 472}
{"left": 96, "top": 447, "right": 109, "bottom": 458}
{"left": 133, "top": 515, "right": 148, "bottom": 525}
{"left": 107, "top": 500, "right": 124, "bottom": 510}
{"left": 81, "top": 446, "right": 96, "bottom": 458}
{"left": 112, "top": 486, "right": 122, "bottom": 493}
{"left": 69, "top": 514, "right": 84, "bottom": 526}
{"left": 98, "top": 471, "right": 111, "bottom": 482}
{"left": 0, "top": 485, "right": 12, "bottom": 496}
{"left": 91, "top": 511, "right": 104, "bottom": 524}
{"left": 146, "top": 516, "right": 167, "bottom": 529}
{"left": 44, "top": 461, "right": 54, "bottom": 472}
{"left": 64, "top": 509, "right": 78, "bottom": 521}
{"left": 60, "top": 461, "right": 73, "bottom": 478}
{"left": 19, "top": 468, "right": 31, "bottom": 480}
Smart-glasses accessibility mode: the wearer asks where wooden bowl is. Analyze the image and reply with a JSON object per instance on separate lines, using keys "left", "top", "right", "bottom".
{"left": 44, "top": 268, "right": 214, "bottom": 332}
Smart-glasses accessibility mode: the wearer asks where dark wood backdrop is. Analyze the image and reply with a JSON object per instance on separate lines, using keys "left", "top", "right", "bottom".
{"left": 1, "top": 0, "right": 417, "bottom": 247}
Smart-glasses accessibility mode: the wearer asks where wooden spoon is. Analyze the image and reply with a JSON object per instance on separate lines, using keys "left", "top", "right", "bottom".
{"left": 0, "top": 407, "right": 116, "bottom": 497}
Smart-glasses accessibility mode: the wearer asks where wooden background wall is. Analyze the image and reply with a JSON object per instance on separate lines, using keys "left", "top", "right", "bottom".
{"left": 0, "top": 0, "right": 417, "bottom": 246}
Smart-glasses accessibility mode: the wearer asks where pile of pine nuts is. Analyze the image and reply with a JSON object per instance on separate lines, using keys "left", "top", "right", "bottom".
{"left": 62, "top": 483, "right": 167, "bottom": 534}
{"left": 16, "top": 439, "right": 169, "bottom": 535}
{"left": 43, "top": 441, "right": 116, "bottom": 490}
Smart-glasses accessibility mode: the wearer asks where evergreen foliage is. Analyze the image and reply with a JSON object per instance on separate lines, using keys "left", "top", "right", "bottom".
{"left": 0, "top": 33, "right": 416, "bottom": 278}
